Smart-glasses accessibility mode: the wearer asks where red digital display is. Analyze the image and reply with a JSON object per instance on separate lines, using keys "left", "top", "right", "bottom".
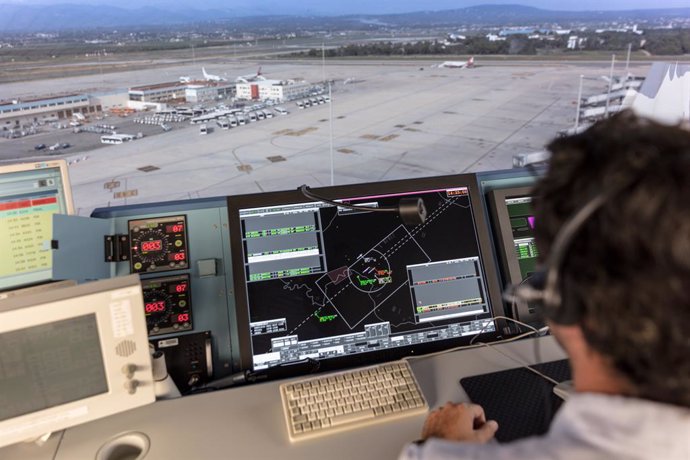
{"left": 141, "top": 240, "right": 163, "bottom": 252}
{"left": 177, "top": 313, "right": 190, "bottom": 323}
{"left": 145, "top": 301, "right": 166, "bottom": 313}
{"left": 166, "top": 224, "right": 184, "bottom": 233}
{"left": 168, "top": 252, "right": 186, "bottom": 262}
{"left": 172, "top": 283, "right": 188, "bottom": 293}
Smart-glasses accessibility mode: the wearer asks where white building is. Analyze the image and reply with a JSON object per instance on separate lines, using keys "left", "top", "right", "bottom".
{"left": 567, "top": 36, "right": 587, "bottom": 50}
{"left": 235, "top": 79, "right": 311, "bottom": 102}
{"left": 185, "top": 82, "right": 235, "bottom": 104}
{"left": 128, "top": 82, "right": 188, "bottom": 103}
{"left": 129, "top": 81, "right": 235, "bottom": 105}
{"left": 486, "top": 34, "right": 507, "bottom": 42}
{"left": 91, "top": 92, "right": 129, "bottom": 111}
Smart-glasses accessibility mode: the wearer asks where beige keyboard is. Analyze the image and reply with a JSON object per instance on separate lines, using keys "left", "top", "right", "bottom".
{"left": 280, "top": 360, "right": 428, "bottom": 442}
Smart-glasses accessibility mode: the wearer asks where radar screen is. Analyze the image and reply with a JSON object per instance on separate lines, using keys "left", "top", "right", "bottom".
{"left": 141, "top": 274, "right": 192, "bottom": 336}
{"left": 128, "top": 215, "right": 188, "bottom": 274}
{"left": 229, "top": 178, "right": 505, "bottom": 372}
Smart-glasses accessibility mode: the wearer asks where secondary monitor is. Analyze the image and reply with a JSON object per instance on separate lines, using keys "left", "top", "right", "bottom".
{"left": 227, "top": 175, "right": 506, "bottom": 374}
{"left": 487, "top": 186, "right": 539, "bottom": 321}
{"left": 0, "top": 160, "right": 75, "bottom": 292}
{"left": 0, "top": 275, "right": 155, "bottom": 448}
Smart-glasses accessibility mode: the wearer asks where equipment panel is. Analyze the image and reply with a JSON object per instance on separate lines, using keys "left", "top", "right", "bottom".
{"left": 142, "top": 274, "right": 193, "bottom": 336}
{"left": 128, "top": 215, "right": 189, "bottom": 274}
{"left": 91, "top": 197, "right": 240, "bottom": 382}
{"left": 150, "top": 331, "right": 213, "bottom": 393}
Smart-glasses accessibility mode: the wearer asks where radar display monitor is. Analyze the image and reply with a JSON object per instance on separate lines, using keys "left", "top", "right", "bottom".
{"left": 0, "top": 160, "right": 74, "bottom": 292}
{"left": 487, "top": 186, "right": 539, "bottom": 321}
{"left": 0, "top": 275, "right": 155, "bottom": 448}
{"left": 227, "top": 175, "right": 506, "bottom": 373}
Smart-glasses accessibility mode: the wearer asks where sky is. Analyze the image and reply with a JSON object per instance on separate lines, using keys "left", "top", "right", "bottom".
{"left": 2, "top": 0, "right": 690, "bottom": 13}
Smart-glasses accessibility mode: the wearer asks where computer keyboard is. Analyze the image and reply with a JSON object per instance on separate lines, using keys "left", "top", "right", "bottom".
{"left": 280, "top": 360, "right": 428, "bottom": 442}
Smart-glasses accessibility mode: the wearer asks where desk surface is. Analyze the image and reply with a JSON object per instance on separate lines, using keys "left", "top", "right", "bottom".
{"left": 1, "top": 336, "right": 565, "bottom": 460}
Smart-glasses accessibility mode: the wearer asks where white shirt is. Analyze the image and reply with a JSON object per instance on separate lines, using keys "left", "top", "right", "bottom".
{"left": 399, "top": 393, "right": 690, "bottom": 460}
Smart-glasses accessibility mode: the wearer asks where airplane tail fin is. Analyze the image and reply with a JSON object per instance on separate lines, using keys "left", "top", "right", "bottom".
{"left": 257, "top": 66, "right": 262, "bottom": 76}
{"left": 202, "top": 67, "right": 209, "bottom": 78}
{"left": 468, "top": 57, "right": 475, "bottom": 68}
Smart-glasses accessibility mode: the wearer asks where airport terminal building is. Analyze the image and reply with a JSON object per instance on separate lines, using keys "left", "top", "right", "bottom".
{"left": 0, "top": 94, "right": 100, "bottom": 129}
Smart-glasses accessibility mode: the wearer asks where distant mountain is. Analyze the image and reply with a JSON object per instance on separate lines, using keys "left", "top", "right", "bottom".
{"left": 0, "top": 3, "right": 689, "bottom": 33}
{"left": 365, "top": 4, "right": 690, "bottom": 26}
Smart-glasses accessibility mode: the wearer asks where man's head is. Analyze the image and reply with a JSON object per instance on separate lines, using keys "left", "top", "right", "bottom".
{"left": 532, "top": 111, "right": 690, "bottom": 407}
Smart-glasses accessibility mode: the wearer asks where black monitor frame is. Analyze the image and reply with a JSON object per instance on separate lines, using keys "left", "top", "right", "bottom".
{"left": 227, "top": 175, "right": 508, "bottom": 376}
{"left": 486, "top": 186, "right": 538, "bottom": 323}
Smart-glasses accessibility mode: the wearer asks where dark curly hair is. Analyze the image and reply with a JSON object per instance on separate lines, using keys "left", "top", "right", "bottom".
{"left": 532, "top": 110, "right": 690, "bottom": 407}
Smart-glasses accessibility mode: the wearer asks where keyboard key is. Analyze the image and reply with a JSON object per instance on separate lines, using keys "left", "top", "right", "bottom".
{"left": 330, "top": 409, "right": 375, "bottom": 426}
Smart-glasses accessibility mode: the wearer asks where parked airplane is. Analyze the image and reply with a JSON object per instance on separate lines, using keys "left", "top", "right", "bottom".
{"left": 179, "top": 76, "right": 192, "bottom": 83}
{"left": 235, "top": 67, "right": 265, "bottom": 83}
{"left": 437, "top": 57, "right": 475, "bottom": 69}
{"left": 202, "top": 67, "right": 227, "bottom": 82}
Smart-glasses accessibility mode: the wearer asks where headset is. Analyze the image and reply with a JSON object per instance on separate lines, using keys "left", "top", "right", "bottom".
{"left": 507, "top": 152, "right": 686, "bottom": 325}
{"left": 507, "top": 192, "right": 609, "bottom": 325}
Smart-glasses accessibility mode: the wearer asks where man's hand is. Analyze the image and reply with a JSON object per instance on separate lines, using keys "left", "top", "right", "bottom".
{"left": 421, "top": 402, "right": 498, "bottom": 443}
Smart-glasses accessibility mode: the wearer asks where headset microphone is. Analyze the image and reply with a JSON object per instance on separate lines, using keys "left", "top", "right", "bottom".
{"left": 299, "top": 185, "right": 427, "bottom": 226}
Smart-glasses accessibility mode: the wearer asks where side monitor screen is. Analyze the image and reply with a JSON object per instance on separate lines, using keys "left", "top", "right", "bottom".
{"left": 487, "top": 186, "right": 540, "bottom": 323}
{"left": 505, "top": 196, "right": 538, "bottom": 279}
{"left": 228, "top": 175, "right": 505, "bottom": 372}
{"left": 0, "top": 161, "right": 74, "bottom": 291}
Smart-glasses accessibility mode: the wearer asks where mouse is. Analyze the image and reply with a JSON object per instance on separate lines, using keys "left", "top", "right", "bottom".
{"left": 553, "top": 380, "right": 575, "bottom": 401}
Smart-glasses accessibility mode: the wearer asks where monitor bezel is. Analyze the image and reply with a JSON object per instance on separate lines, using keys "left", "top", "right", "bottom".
{"left": 486, "top": 186, "right": 537, "bottom": 322}
{"left": 227, "top": 174, "right": 507, "bottom": 375}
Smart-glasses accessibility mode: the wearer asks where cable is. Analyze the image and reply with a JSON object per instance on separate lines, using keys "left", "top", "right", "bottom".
{"left": 476, "top": 341, "right": 560, "bottom": 386}
{"left": 469, "top": 315, "right": 538, "bottom": 345}
{"left": 403, "top": 315, "right": 561, "bottom": 429}
{"left": 194, "top": 357, "right": 321, "bottom": 392}
{"left": 467, "top": 316, "right": 559, "bottom": 385}
{"left": 477, "top": 332, "right": 559, "bottom": 426}
{"left": 469, "top": 317, "right": 560, "bottom": 427}
{"left": 503, "top": 276, "right": 533, "bottom": 319}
